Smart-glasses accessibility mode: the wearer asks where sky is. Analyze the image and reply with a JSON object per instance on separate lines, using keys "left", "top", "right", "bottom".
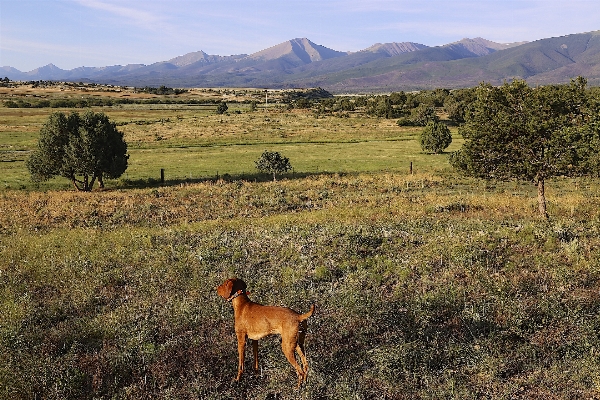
{"left": 1, "top": 0, "right": 599, "bottom": 72}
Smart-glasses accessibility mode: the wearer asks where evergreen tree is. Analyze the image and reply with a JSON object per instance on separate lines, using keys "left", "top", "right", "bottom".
{"left": 27, "top": 111, "right": 128, "bottom": 191}
{"left": 419, "top": 120, "right": 452, "bottom": 154}
{"left": 216, "top": 102, "right": 228, "bottom": 114}
{"left": 255, "top": 150, "right": 292, "bottom": 181}
{"left": 450, "top": 77, "right": 600, "bottom": 218}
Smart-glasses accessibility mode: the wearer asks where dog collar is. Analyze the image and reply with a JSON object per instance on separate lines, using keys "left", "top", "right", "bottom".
{"left": 227, "top": 289, "right": 249, "bottom": 302}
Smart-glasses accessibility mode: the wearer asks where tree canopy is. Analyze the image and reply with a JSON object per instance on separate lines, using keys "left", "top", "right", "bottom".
{"left": 419, "top": 119, "right": 452, "bottom": 154}
{"left": 255, "top": 150, "right": 292, "bottom": 181}
{"left": 27, "top": 111, "right": 129, "bottom": 191}
{"left": 450, "top": 77, "right": 600, "bottom": 218}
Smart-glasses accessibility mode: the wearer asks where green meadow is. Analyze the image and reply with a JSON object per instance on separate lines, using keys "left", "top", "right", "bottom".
{"left": 0, "top": 103, "right": 456, "bottom": 189}
{"left": 1, "top": 88, "right": 600, "bottom": 399}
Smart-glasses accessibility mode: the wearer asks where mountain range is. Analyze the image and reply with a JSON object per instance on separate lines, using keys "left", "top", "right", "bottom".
{"left": 3, "top": 31, "right": 600, "bottom": 92}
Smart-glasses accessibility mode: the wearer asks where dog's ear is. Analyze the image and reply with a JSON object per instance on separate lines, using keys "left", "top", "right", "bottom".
{"left": 233, "top": 278, "right": 247, "bottom": 292}
{"left": 217, "top": 278, "right": 235, "bottom": 299}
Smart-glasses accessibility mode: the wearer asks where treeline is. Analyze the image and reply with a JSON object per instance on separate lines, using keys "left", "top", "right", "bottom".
{"left": 136, "top": 85, "right": 188, "bottom": 95}
{"left": 5, "top": 81, "right": 600, "bottom": 123}
{"left": 309, "top": 88, "right": 474, "bottom": 126}
{"left": 2, "top": 97, "right": 227, "bottom": 109}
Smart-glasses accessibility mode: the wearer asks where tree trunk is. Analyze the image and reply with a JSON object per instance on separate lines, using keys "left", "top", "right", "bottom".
{"left": 537, "top": 176, "right": 548, "bottom": 219}
{"left": 89, "top": 174, "right": 97, "bottom": 191}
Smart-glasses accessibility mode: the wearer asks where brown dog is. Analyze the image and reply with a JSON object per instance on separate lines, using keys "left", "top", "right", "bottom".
{"left": 216, "top": 278, "right": 315, "bottom": 387}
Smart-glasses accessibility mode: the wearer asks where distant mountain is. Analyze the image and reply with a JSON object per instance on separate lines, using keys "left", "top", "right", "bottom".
{"left": 319, "top": 30, "right": 600, "bottom": 92}
{"left": 0, "top": 66, "right": 23, "bottom": 78}
{"left": 249, "top": 38, "right": 347, "bottom": 64}
{"left": 362, "top": 42, "right": 429, "bottom": 56}
{"left": 4, "top": 31, "right": 600, "bottom": 92}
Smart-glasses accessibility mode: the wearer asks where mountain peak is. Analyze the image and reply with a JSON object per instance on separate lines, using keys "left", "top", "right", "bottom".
{"left": 249, "top": 38, "right": 347, "bottom": 64}
{"left": 363, "top": 42, "right": 429, "bottom": 56}
{"left": 443, "top": 38, "right": 502, "bottom": 56}
{"left": 168, "top": 51, "right": 210, "bottom": 67}
{"left": 453, "top": 37, "right": 528, "bottom": 52}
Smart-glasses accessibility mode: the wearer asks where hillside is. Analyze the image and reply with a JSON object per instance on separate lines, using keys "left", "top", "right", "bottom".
{"left": 314, "top": 31, "right": 600, "bottom": 91}
{"left": 4, "top": 31, "right": 600, "bottom": 91}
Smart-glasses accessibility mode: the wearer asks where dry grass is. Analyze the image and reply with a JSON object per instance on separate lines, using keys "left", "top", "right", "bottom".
{"left": 2, "top": 85, "right": 600, "bottom": 399}
{"left": 2, "top": 173, "right": 600, "bottom": 398}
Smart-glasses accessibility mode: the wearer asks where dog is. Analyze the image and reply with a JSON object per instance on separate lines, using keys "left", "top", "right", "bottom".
{"left": 216, "top": 278, "right": 315, "bottom": 388}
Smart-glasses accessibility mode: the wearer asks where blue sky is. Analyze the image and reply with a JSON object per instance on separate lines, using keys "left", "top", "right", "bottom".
{"left": 1, "top": 0, "right": 599, "bottom": 71}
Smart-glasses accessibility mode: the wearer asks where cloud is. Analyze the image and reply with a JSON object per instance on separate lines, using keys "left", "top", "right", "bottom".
{"left": 74, "top": 0, "right": 166, "bottom": 29}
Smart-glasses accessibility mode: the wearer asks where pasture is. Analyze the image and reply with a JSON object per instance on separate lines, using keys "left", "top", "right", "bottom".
{"left": 1, "top": 85, "right": 600, "bottom": 399}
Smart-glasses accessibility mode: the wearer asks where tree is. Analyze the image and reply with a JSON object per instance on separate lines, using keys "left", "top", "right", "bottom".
{"left": 368, "top": 96, "right": 398, "bottom": 119}
{"left": 396, "top": 104, "right": 437, "bottom": 127}
{"left": 27, "top": 111, "right": 128, "bottom": 191}
{"left": 450, "top": 77, "right": 600, "bottom": 218}
{"left": 443, "top": 87, "right": 477, "bottom": 124}
{"left": 419, "top": 120, "right": 452, "bottom": 154}
{"left": 216, "top": 102, "right": 228, "bottom": 114}
{"left": 255, "top": 150, "right": 292, "bottom": 181}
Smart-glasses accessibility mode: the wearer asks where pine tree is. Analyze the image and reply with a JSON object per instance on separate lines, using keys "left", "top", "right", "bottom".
{"left": 451, "top": 77, "right": 600, "bottom": 218}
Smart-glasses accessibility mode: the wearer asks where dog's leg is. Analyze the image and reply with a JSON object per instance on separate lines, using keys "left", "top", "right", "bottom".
{"left": 295, "top": 344, "right": 308, "bottom": 382}
{"left": 252, "top": 339, "right": 259, "bottom": 373}
{"left": 235, "top": 332, "right": 246, "bottom": 381}
{"left": 281, "top": 336, "right": 305, "bottom": 388}
{"left": 297, "top": 321, "right": 308, "bottom": 378}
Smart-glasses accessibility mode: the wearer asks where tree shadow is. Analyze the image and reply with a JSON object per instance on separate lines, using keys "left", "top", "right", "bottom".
{"left": 114, "top": 170, "right": 361, "bottom": 190}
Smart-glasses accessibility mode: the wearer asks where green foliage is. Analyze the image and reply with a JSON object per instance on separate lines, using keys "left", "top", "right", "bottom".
{"left": 444, "top": 87, "right": 477, "bottom": 124}
{"left": 419, "top": 120, "right": 452, "bottom": 153}
{"left": 451, "top": 77, "right": 600, "bottom": 217}
{"left": 3, "top": 100, "right": 18, "bottom": 108}
{"left": 26, "top": 111, "right": 128, "bottom": 191}
{"left": 370, "top": 97, "right": 395, "bottom": 118}
{"left": 137, "top": 85, "right": 188, "bottom": 95}
{"left": 397, "top": 104, "right": 437, "bottom": 126}
{"left": 294, "top": 98, "right": 313, "bottom": 109}
{"left": 255, "top": 150, "right": 292, "bottom": 181}
{"left": 388, "top": 91, "right": 407, "bottom": 105}
{"left": 216, "top": 101, "right": 228, "bottom": 114}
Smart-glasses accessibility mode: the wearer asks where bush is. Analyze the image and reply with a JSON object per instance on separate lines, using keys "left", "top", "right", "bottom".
{"left": 216, "top": 102, "right": 228, "bottom": 114}
{"left": 419, "top": 120, "right": 452, "bottom": 153}
{"left": 255, "top": 150, "right": 292, "bottom": 181}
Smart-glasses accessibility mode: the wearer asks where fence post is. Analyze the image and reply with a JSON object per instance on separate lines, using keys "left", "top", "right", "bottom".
{"left": 160, "top": 168, "right": 165, "bottom": 183}
{"left": 410, "top": 162, "right": 413, "bottom": 175}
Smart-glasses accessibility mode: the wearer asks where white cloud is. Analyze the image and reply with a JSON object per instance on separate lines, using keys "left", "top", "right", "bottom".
{"left": 74, "top": 0, "right": 167, "bottom": 29}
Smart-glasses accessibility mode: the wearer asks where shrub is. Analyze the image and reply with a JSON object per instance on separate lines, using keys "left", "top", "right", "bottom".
{"left": 216, "top": 102, "right": 228, "bottom": 114}
{"left": 419, "top": 120, "right": 452, "bottom": 153}
{"left": 255, "top": 150, "right": 292, "bottom": 181}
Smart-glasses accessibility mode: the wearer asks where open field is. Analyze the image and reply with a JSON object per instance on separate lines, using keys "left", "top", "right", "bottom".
{"left": 1, "top": 86, "right": 600, "bottom": 399}
{"left": 0, "top": 86, "right": 456, "bottom": 190}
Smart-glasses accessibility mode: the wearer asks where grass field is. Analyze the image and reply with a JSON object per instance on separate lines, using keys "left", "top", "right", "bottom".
{"left": 1, "top": 86, "right": 600, "bottom": 399}
{"left": 0, "top": 100, "right": 457, "bottom": 190}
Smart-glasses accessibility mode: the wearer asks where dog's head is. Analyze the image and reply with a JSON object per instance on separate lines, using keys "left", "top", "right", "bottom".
{"left": 216, "top": 278, "right": 247, "bottom": 300}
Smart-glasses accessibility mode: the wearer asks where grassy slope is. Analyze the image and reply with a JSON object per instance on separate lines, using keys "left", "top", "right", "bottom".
{"left": 1, "top": 92, "right": 600, "bottom": 399}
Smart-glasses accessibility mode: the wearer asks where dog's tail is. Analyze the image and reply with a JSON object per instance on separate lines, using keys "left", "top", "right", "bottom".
{"left": 298, "top": 304, "right": 315, "bottom": 321}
